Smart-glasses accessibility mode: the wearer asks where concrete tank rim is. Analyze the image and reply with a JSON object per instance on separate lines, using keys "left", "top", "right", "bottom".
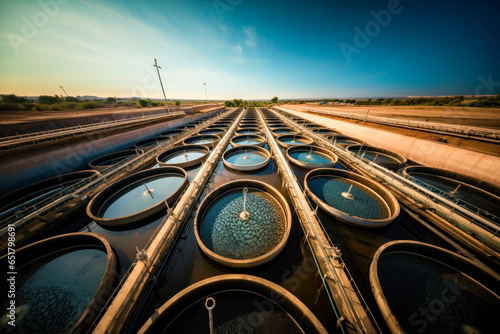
{"left": 304, "top": 168, "right": 400, "bottom": 227}
{"left": 276, "top": 134, "right": 314, "bottom": 149}
{"left": 0, "top": 232, "right": 118, "bottom": 334}
{"left": 156, "top": 144, "right": 210, "bottom": 168}
{"left": 230, "top": 134, "right": 266, "bottom": 147}
{"left": 235, "top": 128, "right": 264, "bottom": 136}
{"left": 369, "top": 240, "right": 500, "bottom": 334}
{"left": 86, "top": 166, "right": 188, "bottom": 227}
{"left": 286, "top": 145, "right": 338, "bottom": 170}
{"left": 194, "top": 179, "right": 292, "bottom": 268}
{"left": 222, "top": 145, "right": 270, "bottom": 171}
{"left": 137, "top": 274, "right": 328, "bottom": 334}
{"left": 271, "top": 127, "right": 301, "bottom": 136}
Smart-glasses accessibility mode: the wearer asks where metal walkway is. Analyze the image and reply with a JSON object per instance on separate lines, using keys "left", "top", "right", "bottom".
{"left": 0, "top": 110, "right": 230, "bottom": 247}
{"left": 274, "top": 107, "right": 500, "bottom": 257}
{"left": 91, "top": 109, "right": 243, "bottom": 333}
{"left": 257, "top": 108, "right": 379, "bottom": 334}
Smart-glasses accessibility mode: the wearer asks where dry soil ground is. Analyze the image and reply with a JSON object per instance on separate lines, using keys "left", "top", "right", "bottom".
{"left": 283, "top": 104, "right": 500, "bottom": 157}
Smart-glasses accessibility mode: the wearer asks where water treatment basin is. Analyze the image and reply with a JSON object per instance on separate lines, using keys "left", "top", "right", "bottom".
{"left": 329, "top": 135, "right": 365, "bottom": 148}
{"left": 182, "top": 134, "right": 220, "bottom": 148}
{"left": 87, "top": 167, "right": 188, "bottom": 227}
{"left": 157, "top": 144, "right": 210, "bottom": 168}
{"left": 235, "top": 128, "right": 263, "bottom": 136}
{"left": 134, "top": 136, "right": 170, "bottom": 150}
{"left": 304, "top": 168, "right": 400, "bottom": 227}
{"left": 276, "top": 134, "right": 314, "bottom": 149}
{"left": 88, "top": 149, "right": 144, "bottom": 171}
{"left": 230, "top": 134, "right": 266, "bottom": 147}
{"left": 370, "top": 240, "right": 500, "bottom": 334}
{"left": 286, "top": 145, "right": 338, "bottom": 170}
{"left": 347, "top": 145, "right": 407, "bottom": 170}
{"left": 223, "top": 146, "right": 270, "bottom": 171}
{"left": 194, "top": 179, "right": 292, "bottom": 268}
{"left": 0, "top": 233, "right": 117, "bottom": 334}
{"left": 137, "top": 274, "right": 327, "bottom": 334}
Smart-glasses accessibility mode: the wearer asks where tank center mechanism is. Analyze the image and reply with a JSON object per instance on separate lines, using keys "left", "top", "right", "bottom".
{"left": 341, "top": 184, "right": 355, "bottom": 200}
{"left": 239, "top": 187, "right": 250, "bottom": 220}
{"left": 142, "top": 181, "right": 154, "bottom": 198}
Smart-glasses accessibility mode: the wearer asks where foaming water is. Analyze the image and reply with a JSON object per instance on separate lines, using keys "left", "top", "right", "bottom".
{"left": 225, "top": 151, "right": 267, "bottom": 165}
{"left": 289, "top": 150, "right": 333, "bottom": 165}
{"left": 200, "top": 189, "right": 286, "bottom": 259}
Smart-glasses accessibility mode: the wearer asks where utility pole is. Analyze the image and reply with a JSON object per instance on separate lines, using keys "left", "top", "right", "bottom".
{"left": 59, "top": 86, "right": 69, "bottom": 97}
{"left": 153, "top": 58, "right": 170, "bottom": 114}
{"left": 203, "top": 82, "right": 208, "bottom": 102}
{"left": 362, "top": 109, "right": 370, "bottom": 124}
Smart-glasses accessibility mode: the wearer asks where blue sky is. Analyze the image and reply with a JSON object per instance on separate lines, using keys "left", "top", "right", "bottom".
{"left": 0, "top": 0, "right": 499, "bottom": 99}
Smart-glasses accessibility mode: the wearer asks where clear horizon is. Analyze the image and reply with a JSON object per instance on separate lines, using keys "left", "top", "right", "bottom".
{"left": 1, "top": 0, "right": 499, "bottom": 100}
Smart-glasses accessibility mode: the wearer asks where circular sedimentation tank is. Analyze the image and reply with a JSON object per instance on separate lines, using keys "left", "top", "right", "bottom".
{"left": 159, "top": 129, "right": 183, "bottom": 138}
{"left": 286, "top": 145, "right": 338, "bottom": 170}
{"left": 88, "top": 149, "right": 144, "bottom": 171}
{"left": 402, "top": 166, "right": 500, "bottom": 221}
{"left": 304, "top": 168, "right": 400, "bottom": 227}
{"left": 194, "top": 179, "right": 292, "bottom": 268}
{"left": 137, "top": 274, "right": 327, "bottom": 334}
{"left": 238, "top": 124, "right": 262, "bottom": 131}
{"left": 329, "top": 135, "right": 365, "bottom": 148}
{"left": 370, "top": 240, "right": 500, "bottom": 334}
{"left": 0, "top": 170, "right": 98, "bottom": 221}
{"left": 87, "top": 167, "right": 188, "bottom": 227}
{"left": 231, "top": 134, "right": 265, "bottom": 147}
{"left": 182, "top": 134, "right": 220, "bottom": 148}
{"left": 0, "top": 232, "right": 117, "bottom": 334}
{"left": 347, "top": 145, "right": 407, "bottom": 170}
{"left": 156, "top": 144, "right": 210, "bottom": 168}
{"left": 276, "top": 134, "right": 314, "bottom": 149}
{"left": 235, "top": 128, "right": 263, "bottom": 136}
{"left": 272, "top": 127, "right": 300, "bottom": 136}
{"left": 197, "top": 128, "right": 225, "bottom": 136}
{"left": 223, "top": 146, "right": 270, "bottom": 171}
{"left": 134, "top": 136, "right": 170, "bottom": 149}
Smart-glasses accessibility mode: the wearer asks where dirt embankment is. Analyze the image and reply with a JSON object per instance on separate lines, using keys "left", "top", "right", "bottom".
{"left": 286, "top": 104, "right": 500, "bottom": 128}
{"left": 283, "top": 104, "right": 500, "bottom": 157}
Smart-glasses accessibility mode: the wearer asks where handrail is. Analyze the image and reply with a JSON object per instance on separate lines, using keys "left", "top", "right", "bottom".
{"left": 275, "top": 106, "right": 500, "bottom": 235}
{"left": 91, "top": 108, "right": 242, "bottom": 333}
{"left": 0, "top": 111, "right": 186, "bottom": 149}
{"left": 257, "top": 108, "right": 379, "bottom": 333}
{"left": 300, "top": 106, "right": 500, "bottom": 141}
{"left": 0, "top": 110, "right": 231, "bottom": 241}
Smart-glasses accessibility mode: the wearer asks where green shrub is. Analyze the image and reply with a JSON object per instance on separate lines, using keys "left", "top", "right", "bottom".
{"left": 175, "top": 100, "right": 181, "bottom": 106}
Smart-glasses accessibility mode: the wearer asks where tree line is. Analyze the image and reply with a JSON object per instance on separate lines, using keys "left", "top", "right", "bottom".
{"left": 0, "top": 94, "right": 179, "bottom": 111}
